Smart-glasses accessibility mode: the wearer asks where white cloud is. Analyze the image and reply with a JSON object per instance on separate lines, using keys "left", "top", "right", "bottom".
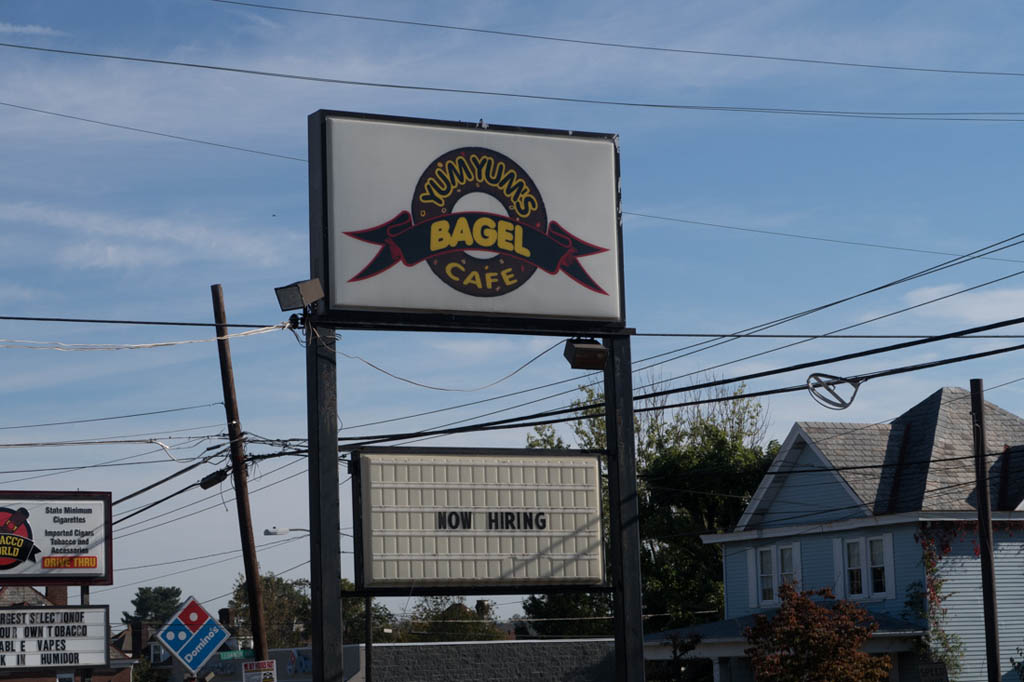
{"left": 903, "top": 284, "right": 1024, "bottom": 325}
{"left": 0, "top": 201, "right": 298, "bottom": 269}
{"left": 0, "top": 283, "right": 42, "bottom": 303}
{"left": 0, "top": 23, "right": 64, "bottom": 36}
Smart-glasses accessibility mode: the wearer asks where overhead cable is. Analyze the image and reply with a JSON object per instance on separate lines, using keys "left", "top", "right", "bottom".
{"left": 0, "top": 402, "right": 222, "bottom": 431}
{"left": 0, "top": 323, "right": 286, "bottom": 351}
{"left": 624, "top": 211, "right": 1024, "bottom": 265}
{"left": 0, "top": 312, "right": 274, "bottom": 328}
{"left": 6, "top": 42, "right": 1024, "bottom": 121}
{"left": 208, "top": 0, "right": 1024, "bottom": 81}
{"left": 334, "top": 337, "right": 1024, "bottom": 446}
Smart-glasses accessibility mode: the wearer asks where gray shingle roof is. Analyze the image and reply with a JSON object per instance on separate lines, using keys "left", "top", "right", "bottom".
{"left": 797, "top": 387, "right": 1024, "bottom": 513}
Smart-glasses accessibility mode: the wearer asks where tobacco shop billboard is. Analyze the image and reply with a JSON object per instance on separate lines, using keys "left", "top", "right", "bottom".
{"left": 0, "top": 492, "right": 112, "bottom": 585}
{"left": 309, "top": 110, "right": 624, "bottom": 333}
{"left": 352, "top": 449, "right": 604, "bottom": 590}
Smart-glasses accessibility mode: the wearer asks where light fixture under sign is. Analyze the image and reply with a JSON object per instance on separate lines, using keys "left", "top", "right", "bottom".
{"left": 563, "top": 338, "right": 608, "bottom": 370}
{"left": 274, "top": 278, "right": 324, "bottom": 312}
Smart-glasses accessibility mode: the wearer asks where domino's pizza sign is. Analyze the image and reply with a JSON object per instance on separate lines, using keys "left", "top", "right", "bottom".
{"left": 156, "top": 597, "right": 230, "bottom": 673}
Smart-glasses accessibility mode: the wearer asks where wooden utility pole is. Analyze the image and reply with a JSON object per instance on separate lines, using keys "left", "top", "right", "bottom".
{"left": 970, "top": 378, "right": 1000, "bottom": 682}
{"left": 211, "top": 283, "right": 268, "bottom": 661}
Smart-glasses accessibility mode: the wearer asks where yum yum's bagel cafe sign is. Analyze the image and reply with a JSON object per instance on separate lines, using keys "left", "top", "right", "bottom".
{"left": 309, "top": 111, "right": 624, "bottom": 333}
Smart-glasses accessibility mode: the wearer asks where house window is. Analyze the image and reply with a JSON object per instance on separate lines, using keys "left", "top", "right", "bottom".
{"left": 759, "top": 548, "right": 774, "bottom": 602}
{"left": 836, "top": 534, "right": 893, "bottom": 600}
{"left": 149, "top": 643, "right": 167, "bottom": 665}
{"left": 869, "top": 538, "right": 886, "bottom": 593}
{"left": 845, "top": 540, "right": 864, "bottom": 596}
{"left": 749, "top": 543, "right": 800, "bottom": 606}
{"left": 779, "top": 546, "right": 795, "bottom": 586}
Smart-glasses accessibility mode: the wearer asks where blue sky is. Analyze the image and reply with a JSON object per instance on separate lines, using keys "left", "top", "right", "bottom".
{"left": 4, "top": 0, "right": 1024, "bottom": 627}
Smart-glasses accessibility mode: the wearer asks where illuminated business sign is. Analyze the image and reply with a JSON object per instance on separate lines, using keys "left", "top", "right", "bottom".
{"left": 310, "top": 111, "right": 624, "bottom": 333}
{"left": 0, "top": 606, "right": 109, "bottom": 669}
{"left": 0, "top": 492, "right": 112, "bottom": 585}
{"left": 353, "top": 449, "right": 605, "bottom": 589}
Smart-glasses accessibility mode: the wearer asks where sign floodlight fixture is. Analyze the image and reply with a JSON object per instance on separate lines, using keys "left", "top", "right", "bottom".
{"left": 274, "top": 278, "right": 324, "bottom": 312}
{"left": 564, "top": 338, "right": 608, "bottom": 370}
{"left": 807, "top": 372, "right": 864, "bottom": 410}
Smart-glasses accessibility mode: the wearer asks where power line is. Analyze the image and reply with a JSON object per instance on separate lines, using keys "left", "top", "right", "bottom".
{"left": 0, "top": 402, "right": 222, "bottom": 431}
{"left": 201, "top": 560, "right": 310, "bottom": 604}
{"left": 6, "top": 41, "right": 1024, "bottom": 122}
{"left": 350, "top": 229, "right": 1024, "bottom": 439}
{"left": 336, "top": 336, "right": 1024, "bottom": 446}
{"left": 115, "top": 536, "right": 303, "bottom": 571}
{"left": 637, "top": 333, "right": 1024, "bottom": 339}
{"left": 629, "top": 258, "right": 1024, "bottom": 400}
{"left": 0, "top": 101, "right": 305, "bottom": 162}
{"left": 94, "top": 535, "right": 307, "bottom": 594}
{"left": 0, "top": 313, "right": 273, "bottom": 328}
{"left": 340, "top": 309, "right": 1024, "bottom": 446}
{"left": 624, "top": 211, "right": 1024, "bottom": 264}
{"left": 207, "top": 0, "right": 1024, "bottom": 81}
{"left": 0, "top": 323, "right": 285, "bottom": 351}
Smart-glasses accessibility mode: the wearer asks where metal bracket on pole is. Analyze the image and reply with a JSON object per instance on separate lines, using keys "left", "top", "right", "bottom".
{"left": 603, "top": 335, "right": 646, "bottom": 682}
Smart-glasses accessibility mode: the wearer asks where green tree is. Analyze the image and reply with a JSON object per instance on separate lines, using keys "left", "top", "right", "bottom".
{"left": 122, "top": 586, "right": 182, "bottom": 627}
{"left": 523, "top": 379, "right": 774, "bottom": 632}
{"left": 228, "top": 573, "right": 311, "bottom": 648}
{"left": 397, "top": 596, "right": 507, "bottom": 642}
{"left": 340, "top": 578, "right": 396, "bottom": 643}
{"left": 515, "top": 593, "right": 612, "bottom": 638}
{"left": 131, "top": 656, "right": 168, "bottom": 682}
{"left": 744, "top": 584, "right": 891, "bottom": 682}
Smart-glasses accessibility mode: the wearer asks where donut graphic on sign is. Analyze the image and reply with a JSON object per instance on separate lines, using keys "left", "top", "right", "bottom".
{"left": 345, "top": 147, "right": 609, "bottom": 297}
{"left": 0, "top": 507, "right": 40, "bottom": 569}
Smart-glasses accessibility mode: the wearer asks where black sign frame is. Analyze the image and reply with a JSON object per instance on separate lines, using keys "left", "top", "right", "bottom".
{"left": 0, "top": 491, "right": 113, "bottom": 586}
{"left": 308, "top": 109, "right": 626, "bottom": 336}
{"left": 346, "top": 446, "right": 610, "bottom": 597}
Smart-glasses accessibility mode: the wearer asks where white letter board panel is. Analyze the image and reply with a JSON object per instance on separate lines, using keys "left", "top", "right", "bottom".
{"left": 359, "top": 452, "right": 605, "bottom": 587}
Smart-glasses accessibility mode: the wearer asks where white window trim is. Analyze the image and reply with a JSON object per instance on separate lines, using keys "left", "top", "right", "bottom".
{"left": 747, "top": 542, "right": 801, "bottom": 607}
{"left": 149, "top": 642, "right": 167, "bottom": 665}
{"left": 833, "top": 533, "right": 895, "bottom": 601}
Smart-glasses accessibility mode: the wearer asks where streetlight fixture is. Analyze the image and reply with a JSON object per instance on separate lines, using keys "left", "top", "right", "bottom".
{"left": 263, "top": 527, "right": 310, "bottom": 536}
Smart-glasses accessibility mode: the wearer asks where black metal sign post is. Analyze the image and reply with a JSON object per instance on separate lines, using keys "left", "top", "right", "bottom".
{"left": 603, "top": 335, "right": 645, "bottom": 682}
{"left": 307, "top": 113, "right": 344, "bottom": 682}
{"left": 306, "top": 322, "right": 343, "bottom": 682}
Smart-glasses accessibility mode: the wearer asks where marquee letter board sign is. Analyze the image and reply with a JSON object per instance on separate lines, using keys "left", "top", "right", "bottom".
{"left": 352, "top": 448, "right": 605, "bottom": 591}
{"left": 309, "top": 110, "right": 624, "bottom": 334}
{"left": 0, "top": 492, "right": 112, "bottom": 585}
{"left": 0, "top": 605, "right": 109, "bottom": 669}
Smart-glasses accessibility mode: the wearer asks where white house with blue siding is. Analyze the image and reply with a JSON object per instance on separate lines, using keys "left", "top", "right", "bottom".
{"left": 645, "top": 387, "right": 1024, "bottom": 682}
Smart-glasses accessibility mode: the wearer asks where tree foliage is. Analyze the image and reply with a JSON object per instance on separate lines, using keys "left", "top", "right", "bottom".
{"left": 228, "top": 573, "right": 311, "bottom": 648}
{"left": 524, "top": 379, "right": 775, "bottom": 632}
{"left": 397, "top": 596, "right": 507, "bottom": 642}
{"left": 340, "top": 578, "right": 395, "bottom": 643}
{"left": 744, "top": 584, "right": 891, "bottom": 682}
{"left": 122, "top": 586, "right": 182, "bottom": 626}
{"left": 515, "top": 593, "right": 612, "bottom": 638}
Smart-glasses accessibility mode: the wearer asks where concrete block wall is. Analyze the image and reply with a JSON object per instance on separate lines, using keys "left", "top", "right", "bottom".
{"left": 354, "top": 639, "right": 615, "bottom": 682}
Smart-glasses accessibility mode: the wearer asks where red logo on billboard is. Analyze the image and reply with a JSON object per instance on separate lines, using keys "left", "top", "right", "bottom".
{"left": 0, "top": 507, "right": 40, "bottom": 569}
{"left": 345, "top": 147, "right": 608, "bottom": 297}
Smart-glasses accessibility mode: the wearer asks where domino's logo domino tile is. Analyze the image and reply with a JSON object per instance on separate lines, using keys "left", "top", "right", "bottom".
{"left": 158, "top": 598, "right": 230, "bottom": 673}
